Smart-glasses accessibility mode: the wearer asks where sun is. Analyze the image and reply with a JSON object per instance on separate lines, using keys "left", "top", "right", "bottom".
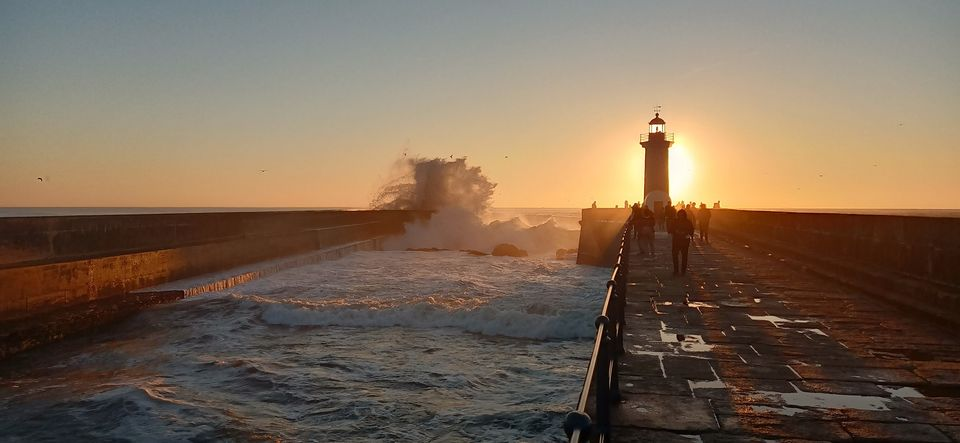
{"left": 669, "top": 143, "right": 695, "bottom": 199}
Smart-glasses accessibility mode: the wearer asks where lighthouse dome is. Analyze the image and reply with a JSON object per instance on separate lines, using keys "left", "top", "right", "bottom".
{"left": 648, "top": 113, "right": 665, "bottom": 133}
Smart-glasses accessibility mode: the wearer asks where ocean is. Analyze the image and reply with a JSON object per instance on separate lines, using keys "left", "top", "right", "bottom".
{"left": 1, "top": 204, "right": 957, "bottom": 441}
{"left": 0, "top": 208, "right": 603, "bottom": 442}
{"left": 1, "top": 207, "right": 957, "bottom": 219}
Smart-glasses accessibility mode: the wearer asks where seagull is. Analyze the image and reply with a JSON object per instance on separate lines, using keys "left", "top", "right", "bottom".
{"left": 504, "top": 155, "right": 509, "bottom": 159}
{"left": 36, "top": 177, "right": 43, "bottom": 182}
{"left": 259, "top": 169, "right": 268, "bottom": 173}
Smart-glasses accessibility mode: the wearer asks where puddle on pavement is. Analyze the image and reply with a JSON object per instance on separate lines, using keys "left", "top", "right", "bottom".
{"left": 658, "top": 320, "right": 715, "bottom": 352}
{"left": 747, "top": 314, "right": 811, "bottom": 327}
{"left": 750, "top": 405, "right": 806, "bottom": 416}
{"left": 689, "top": 379, "right": 726, "bottom": 390}
{"left": 799, "top": 328, "right": 828, "bottom": 337}
{"left": 659, "top": 331, "right": 716, "bottom": 352}
{"left": 747, "top": 314, "right": 830, "bottom": 338}
{"left": 881, "top": 386, "right": 925, "bottom": 399}
{"left": 688, "top": 363, "right": 725, "bottom": 391}
{"left": 759, "top": 382, "right": 898, "bottom": 412}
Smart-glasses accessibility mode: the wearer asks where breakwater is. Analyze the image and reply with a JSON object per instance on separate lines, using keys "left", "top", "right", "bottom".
{"left": 574, "top": 208, "right": 960, "bottom": 322}
{"left": 0, "top": 210, "right": 427, "bottom": 357}
{"left": 710, "top": 209, "right": 960, "bottom": 322}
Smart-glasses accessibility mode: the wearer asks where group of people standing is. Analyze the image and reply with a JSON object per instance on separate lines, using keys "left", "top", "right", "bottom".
{"left": 629, "top": 201, "right": 713, "bottom": 276}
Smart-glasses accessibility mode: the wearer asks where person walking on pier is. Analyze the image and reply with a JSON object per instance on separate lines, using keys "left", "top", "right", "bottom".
{"left": 671, "top": 209, "right": 694, "bottom": 276}
{"left": 685, "top": 203, "right": 697, "bottom": 241}
{"left": 664, "top": 201, "right": 676, "bottom": 234}
{"left": 698, "top": 203, "right": 711, "bottom": 243}
{"left": 639, "top": 206, "right": 655, "bottom": 255}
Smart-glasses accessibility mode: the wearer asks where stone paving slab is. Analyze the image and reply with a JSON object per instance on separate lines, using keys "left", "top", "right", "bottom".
{"left": 612, "top": 394, "right": 719, "bottom": 432}
{"left": 841, "top": 421, "right": 951, "bottom": 442}
{"left": 612, "top": 232, "right": 960, "bottom": 442}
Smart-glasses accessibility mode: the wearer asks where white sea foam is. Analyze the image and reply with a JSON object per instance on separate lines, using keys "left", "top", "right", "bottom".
{"left": 208, "top": 250, "right": 607, "bottom": 341}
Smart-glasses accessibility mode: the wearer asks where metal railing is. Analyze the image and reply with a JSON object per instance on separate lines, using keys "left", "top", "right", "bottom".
{"left": 564, "top": 217, "right": 632, "bottom": 443}
{"left": 639, "top": 132, "right": 674, "bottom": 143}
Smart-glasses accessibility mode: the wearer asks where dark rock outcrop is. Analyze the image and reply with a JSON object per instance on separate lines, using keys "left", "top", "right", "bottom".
{"left": 491, "top": 243, "right": 528, "bottom": 257}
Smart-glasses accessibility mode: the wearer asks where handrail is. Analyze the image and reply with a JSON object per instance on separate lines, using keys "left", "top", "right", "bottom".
{"left": 564, "top": 216, "right": 633, "bottom": 443}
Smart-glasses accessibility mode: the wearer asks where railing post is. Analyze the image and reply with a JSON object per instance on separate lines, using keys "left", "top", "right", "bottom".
{"left": 595, "top": 330, "right": 612, "bottom": 440}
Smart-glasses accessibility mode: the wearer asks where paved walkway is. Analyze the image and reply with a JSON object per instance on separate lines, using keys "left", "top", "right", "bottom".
{"left": 614, "top": 231, "right": 960, "bottom": 442}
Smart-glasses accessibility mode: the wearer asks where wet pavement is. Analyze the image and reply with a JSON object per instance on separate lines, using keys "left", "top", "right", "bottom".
{"left": 614, "top": 232, "right": 960, "bottom": 442}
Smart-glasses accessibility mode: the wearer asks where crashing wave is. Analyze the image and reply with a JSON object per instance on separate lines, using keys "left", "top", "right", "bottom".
{"left": 371, "top": 157, "right": 579, "bottom": 255}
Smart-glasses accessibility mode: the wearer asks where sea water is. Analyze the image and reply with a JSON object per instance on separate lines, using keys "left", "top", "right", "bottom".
{"left": 0, "top": 249, "right": 608, "bottom": 442}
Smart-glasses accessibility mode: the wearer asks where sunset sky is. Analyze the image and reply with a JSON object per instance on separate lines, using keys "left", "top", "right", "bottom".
{"left": 2, "top": 1, "right": 958, "bottom": 209}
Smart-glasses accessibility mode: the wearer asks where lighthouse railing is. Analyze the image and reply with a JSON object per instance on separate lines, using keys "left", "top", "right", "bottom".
{"left": 639, "top": 132, "right": 674, "bottom": 143}
{"left": 564, "top": 216, "right": 632, "bottom": 443}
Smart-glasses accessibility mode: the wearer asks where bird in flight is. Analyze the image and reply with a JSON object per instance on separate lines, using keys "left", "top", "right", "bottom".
{"left": 259, "top": 169, "right": 268, "bottom": 173}
{"left": 37, "top": 177, "right": 43, "bottom": 182}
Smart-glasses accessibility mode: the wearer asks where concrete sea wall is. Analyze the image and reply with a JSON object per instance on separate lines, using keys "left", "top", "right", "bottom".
{"left": 576, "top": 208, "right": 630, "bottom": 266}
{"left": 710, "top": 209, "right": 960, "bottom": 321}
{"left": 0, "top": 210, "right": 426, "bottom": 350}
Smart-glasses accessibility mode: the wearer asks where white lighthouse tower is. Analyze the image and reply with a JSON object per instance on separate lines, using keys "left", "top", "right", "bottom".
{"left": 640, "top": 110, "right": 674, "bottom": 213}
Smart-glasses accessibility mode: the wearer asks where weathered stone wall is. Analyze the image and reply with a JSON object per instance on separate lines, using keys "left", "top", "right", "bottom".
{"left": 0, "top": 210, "right": 427, "bottom": 322}
{"left": 710, "top": 209, "right": 960, "bottom": 322}
{"left": 0, "top": 210, "right": 419, "bottom": 267}
{"left": 710, "top": 209, "right": 960, "bottom": 287}
{"left": 577, "top": 208, "right": 631, "bottom": 266}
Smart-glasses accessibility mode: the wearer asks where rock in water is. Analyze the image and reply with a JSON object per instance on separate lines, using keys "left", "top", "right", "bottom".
{"left": 491, "top": 243, "right": 528, "bottom": 257}
{"left": 406, "top": 247, "right": 449, "bottom": 252}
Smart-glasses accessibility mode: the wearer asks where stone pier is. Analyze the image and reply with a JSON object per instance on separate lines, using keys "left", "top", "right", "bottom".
{"left": 613, "top": 232, "right": 960, "bottom": 442}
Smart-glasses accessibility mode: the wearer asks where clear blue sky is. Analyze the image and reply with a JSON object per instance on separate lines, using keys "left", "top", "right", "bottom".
{"left": 2, "top": 1, "right": 958, "bottom": 208}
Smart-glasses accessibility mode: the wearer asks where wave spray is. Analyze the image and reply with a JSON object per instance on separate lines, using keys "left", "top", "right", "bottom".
{"left": 372, "top": 157, "right": 578, "bottom": 254}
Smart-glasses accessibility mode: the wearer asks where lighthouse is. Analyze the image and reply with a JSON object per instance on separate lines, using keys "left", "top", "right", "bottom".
{"left": 640, "top": 111, "right": 674, "bottom": 212}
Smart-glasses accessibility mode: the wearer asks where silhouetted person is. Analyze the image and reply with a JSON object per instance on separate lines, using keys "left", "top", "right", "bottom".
{"left": 631, "top": 203, "right": 642, "bottom": 241}
{"left": 654, "top": 204, "right": 665, "bottom": 231}
{"left": 591, "top": 201, "right": 597, "bottom": 209}
{"left": 639, "top": 206, "right": 655, "bottom": 255}
{"left": 698, "top": 203, "right": 711, "bottom": 242}
{"left": 671, "top": 209, "right": 694, "bottom": 276}
{"left": 686, "top": 203, "right": 697, "bottom": 238}
{"left": 664, "top": 202, "right": 676, "bottom": 234}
